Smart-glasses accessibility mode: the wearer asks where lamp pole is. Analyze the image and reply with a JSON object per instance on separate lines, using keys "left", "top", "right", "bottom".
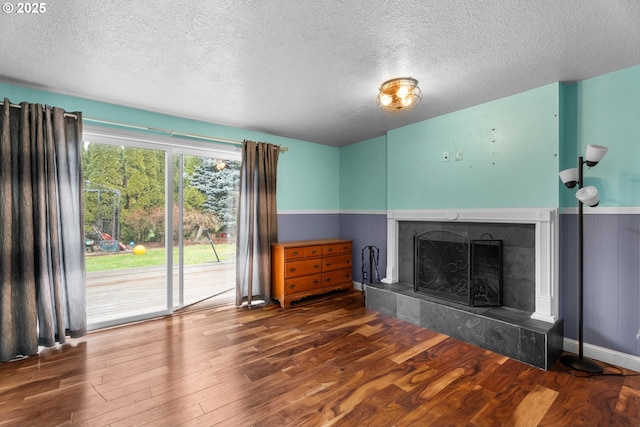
{"left": 560, "top": 156, "right": 603, "bottom": 374}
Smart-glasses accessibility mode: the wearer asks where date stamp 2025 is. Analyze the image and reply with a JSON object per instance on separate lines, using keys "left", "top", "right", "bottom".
{"left": 2, "top": 2, "right": 47, "bottom": 14}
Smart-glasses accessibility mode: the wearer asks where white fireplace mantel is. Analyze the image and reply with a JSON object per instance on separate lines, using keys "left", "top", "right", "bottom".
{"left": 382, "top": 208, "right": 559, "bottom": 324}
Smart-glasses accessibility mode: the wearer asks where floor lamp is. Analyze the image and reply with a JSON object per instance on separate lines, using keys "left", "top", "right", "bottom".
{"left": 558, "top": 144, "right": 608, "bottom": 373}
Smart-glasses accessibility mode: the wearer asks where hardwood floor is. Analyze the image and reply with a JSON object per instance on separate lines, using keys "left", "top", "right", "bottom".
{"left": 1, "top": 290, "right": 639, "bottom": 426}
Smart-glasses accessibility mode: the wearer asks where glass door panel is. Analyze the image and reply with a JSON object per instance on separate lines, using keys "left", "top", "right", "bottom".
{"left": 84, "top": 142, "right": 169, "bottom": 327}
{"left": 172, "top": 154, "right": 239, "bottom": 308}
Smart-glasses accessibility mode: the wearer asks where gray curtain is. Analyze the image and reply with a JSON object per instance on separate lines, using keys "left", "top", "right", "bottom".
{"left": 0, "top": 99, "right": 86, "bottom": 362}
{"left": 235, "top": 140, "right": 279, "bottom": 307}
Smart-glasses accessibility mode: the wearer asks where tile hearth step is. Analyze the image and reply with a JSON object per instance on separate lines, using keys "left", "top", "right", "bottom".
{"left": 365, "top": 282, "right": 563, "bottom": 370}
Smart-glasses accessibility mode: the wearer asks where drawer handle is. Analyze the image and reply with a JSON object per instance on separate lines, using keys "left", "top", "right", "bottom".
{"left": 313, "top": 264, "right": 320, "bottom": 269}
{"left": 288, "top": 284, "right": 296, "bottom": 289}
{"left": 342, "top": 245, "right": 349, "bottom": 250}
{"left": 325, "top": 262, "right": 331, "bottom": 267}
{"left": 327, "top": 248, "right": 334, "bottom": 252}
{"left": 313, "top": 280, "right": 319, "bottom": 284}
{"left": 289, "top": 267, "right": 296, "bottom": 273}
{"left": 325, "top": 278, "right": 331, "bottom": 283}
{"left": 310, "top": 249, "right": 317, "bottom": 254}
{"left": 292, "top": 251, "right": 299, "bottom": 256}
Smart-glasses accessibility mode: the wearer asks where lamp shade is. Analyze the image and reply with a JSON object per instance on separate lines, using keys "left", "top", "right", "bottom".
{"left": 559, "top": 168, "right": 579, "bottom": 188}
{"left": 585, "top": 144, "right": 608, "bottom": 167}
{"left": 576, "top": 186, "right": 600, "bottom": 207}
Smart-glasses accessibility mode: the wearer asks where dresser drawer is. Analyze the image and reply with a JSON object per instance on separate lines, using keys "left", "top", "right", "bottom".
{"left": 285, "top": 247, "right": 305, "bottom": 260}
{"left": 284, "top": 258, "right": 322, "bottom": 278}
{"left": 322, "top": 244, "right": 341, "bottom": 256}
{"left": 283, "top": 274, "right": 321, "bottom": 295}
{"left": 322, "top": 269, "right": 353, "bottom": 287}
{"left": 285, "top": 245, "right": 323, "bottom": 259}
{"left": 324, "top": 242, "right": 351, "bottom": 255}
{"left": 305, "top": 245, "right": 322, "bottom": 257}
{"left": 338, "top": 242, "right": 352, "bottom": 253}
{"left": 322, "top": 254, "right": 352, "bottom": 272}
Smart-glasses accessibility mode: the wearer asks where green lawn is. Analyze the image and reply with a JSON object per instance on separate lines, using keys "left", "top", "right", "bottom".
{"left": 85, "top": 243, "right": 236, "bottom": 273}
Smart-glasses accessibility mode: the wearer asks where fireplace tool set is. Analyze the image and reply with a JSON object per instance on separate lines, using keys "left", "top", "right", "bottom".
{"left": 361, "top": 245, "right": 381, "bottom": 302}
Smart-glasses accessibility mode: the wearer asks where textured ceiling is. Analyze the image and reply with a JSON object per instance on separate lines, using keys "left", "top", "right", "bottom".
{"left": 2, "top": 0, "right": 640, "bottom": 146}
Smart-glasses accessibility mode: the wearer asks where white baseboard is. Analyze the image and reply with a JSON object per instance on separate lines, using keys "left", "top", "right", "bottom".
{"left": 352, "top": 281, "right": 363, "bottom": 291}
{"left": 563, "top": 338, "right": 640, "bottom": 372}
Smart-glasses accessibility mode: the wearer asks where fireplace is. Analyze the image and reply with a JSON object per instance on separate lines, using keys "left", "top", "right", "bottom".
{"left": 364, "top": 208, "right": 563, "bottom": 370}
{"left": 383, "top": 208, "right": 559, "bottom": 323}
{"left": 414, "top": 230, "right": 503, "bottom": 307}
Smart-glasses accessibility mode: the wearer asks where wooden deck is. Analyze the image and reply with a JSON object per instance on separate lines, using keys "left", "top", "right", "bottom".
{"left": 86, "top": 261, "right": 235, "bottom": 325}
{"left": 1, "top": 291, "right": 639, "bottom": 426}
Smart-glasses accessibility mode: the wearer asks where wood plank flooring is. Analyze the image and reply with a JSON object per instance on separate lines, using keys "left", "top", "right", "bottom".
{"left": 1, "top": 290, "right": 639, "bottom": 426}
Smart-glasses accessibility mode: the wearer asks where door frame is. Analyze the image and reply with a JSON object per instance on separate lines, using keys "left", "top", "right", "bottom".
{"left": 83, "top": 126, "right": 241, "bottom": 330}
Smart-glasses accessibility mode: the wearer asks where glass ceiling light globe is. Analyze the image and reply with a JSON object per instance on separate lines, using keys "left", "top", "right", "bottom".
{"left": 380, "top": 94, "right": 392, "bottom": 106}
{"left": 377, "top": 77, "right": 422, "bottom": 112}
{"left": 397, "top": 86, "right": 409, "bottom": 98}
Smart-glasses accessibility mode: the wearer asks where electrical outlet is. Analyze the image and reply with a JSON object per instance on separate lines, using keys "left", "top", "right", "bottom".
{"left": 455, "top": 148, "right": 463, "bottom": 161}
{"left": 363, "top": 271, "right": 368, "bottom": 280}
{"left": 442, "top": 151, "right": 450, "bottom": 162}
{"left": 637, "top": 328, "right": 640, "bottom": 339}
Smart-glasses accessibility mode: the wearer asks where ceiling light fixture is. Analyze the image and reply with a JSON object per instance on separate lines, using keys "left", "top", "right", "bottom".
{"left": 377, "top": 77, "right": 422, "bottom": 112}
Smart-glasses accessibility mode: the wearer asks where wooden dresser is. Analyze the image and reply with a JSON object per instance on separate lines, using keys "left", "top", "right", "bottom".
{"left": 272, "top": 239, "right": 353, "bottom": 308}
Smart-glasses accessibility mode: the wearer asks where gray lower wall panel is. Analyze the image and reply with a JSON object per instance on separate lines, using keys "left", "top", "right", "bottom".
{"left": 560, "top": 213, "right": 640, "bottom": 357}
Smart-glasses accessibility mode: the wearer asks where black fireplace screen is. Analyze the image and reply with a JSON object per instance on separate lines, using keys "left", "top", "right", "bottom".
{"left": 414, "top": 231, "right": 503, "bottom": 307}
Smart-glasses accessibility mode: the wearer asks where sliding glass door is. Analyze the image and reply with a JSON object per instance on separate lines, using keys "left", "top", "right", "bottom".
{"left": 83, "top": 129, "right": 240, "bottom": 329}
{"left": 172, "top": 154, "right": 239, "bottom": 309}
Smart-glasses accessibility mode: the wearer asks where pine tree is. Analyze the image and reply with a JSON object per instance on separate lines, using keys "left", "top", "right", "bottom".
{"left": 83, "top": 143, "right": 125, "bottom": 239}
{"left": 188, "top": 158, "right": 240, "bottom": 236}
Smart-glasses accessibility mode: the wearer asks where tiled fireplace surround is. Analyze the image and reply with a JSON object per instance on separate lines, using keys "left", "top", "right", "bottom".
{"left": 365, "top": 208, "right": 564, "bottom": 369}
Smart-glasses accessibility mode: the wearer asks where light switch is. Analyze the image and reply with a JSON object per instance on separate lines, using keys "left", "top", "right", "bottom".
{"left": 455, "top": 148, "right": 463, "bottom": 161}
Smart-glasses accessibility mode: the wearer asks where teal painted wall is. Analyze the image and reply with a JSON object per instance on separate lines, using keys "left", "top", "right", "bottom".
{"left": 0, "top": 83, "right": 341, "bottom": 211}
{"left": 386, "top": 83, "right": 561, "bottom": 209}
{"left": 560, "top": 82, "right": 578, "bottom": 208}
{"left": 562, "top": 65, "right": 640, "bottom": 207}
{"left": 339, "top": 135, "right": 387, "bottom": 211}
{"left": 278, "top": 139, "right": 340, "bottom": 211}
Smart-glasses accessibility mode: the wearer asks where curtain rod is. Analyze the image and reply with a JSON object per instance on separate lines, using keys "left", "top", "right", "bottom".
{"left": 84, "top": 117, "right": 287, "bottom": 152}
{"left": 0, "top": 101, "right": 288, "bottom": 152}
{"left": 1, "top": 100, "right": 79, "bottom": 119}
